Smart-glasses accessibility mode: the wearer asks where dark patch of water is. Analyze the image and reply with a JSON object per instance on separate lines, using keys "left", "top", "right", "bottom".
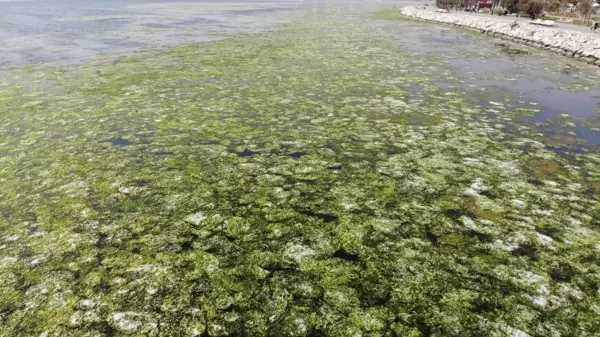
{"left": 479, "top": 190, "right": 496, "bottom": 199}
{"left": 237, "top": 149, "right": 258, "bottom": 157}
{"left": 96, "top": 233, "right": 109, "bottom": 248}
{"left": 528, "top": 179, "right": 543, "bottom": 186}
{"left": 181, "top": 233, "right": 199, "bottom": 252}
{"left": 426, "top": 231, "right": 438, "bottom": 244}
{"left": 106, "top": 138, "right": 133, "bottom": 146}
{"left": 132, "top": 179, "right": 150, "bottom": 187}
{"left": 286, "top": 177, "right": 317, "bottom": 185}
{"left": 289, "top": 151, "right": 307, "bottom": 159}
{"left": 443, "top": 209, "right": 469, "bottom": 220}
{"left": 297, "top": 208, "right": 338, "bottom": 223}
{"left": 468, "top": 229, "right": 492, "bottom": 243}
{"left": 333, "top": 249, "right": 359, "bottom": 262}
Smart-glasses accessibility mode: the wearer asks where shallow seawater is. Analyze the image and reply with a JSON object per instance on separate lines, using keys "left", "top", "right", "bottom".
{"left": 1, "top": 3, "right": 600, "bottom": 337}
{"left": 0, "top": 0, "right": 303, "bottom": 66}
{"left": 379, "top": 19, "right": 600, "bottom": 145}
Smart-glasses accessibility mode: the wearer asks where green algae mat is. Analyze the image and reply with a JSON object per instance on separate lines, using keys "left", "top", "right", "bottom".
{"left": 1, "top": 11, "right": 600, "bottom": 337}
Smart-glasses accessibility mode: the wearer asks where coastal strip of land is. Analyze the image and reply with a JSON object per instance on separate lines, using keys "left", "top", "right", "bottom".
{"left": 400, "top": 7, "right": 600, "bottom": 66}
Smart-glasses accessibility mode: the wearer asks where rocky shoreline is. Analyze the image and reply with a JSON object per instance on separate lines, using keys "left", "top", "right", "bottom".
{"left": 400, "top": 7, "right": 600, "bottom": 66}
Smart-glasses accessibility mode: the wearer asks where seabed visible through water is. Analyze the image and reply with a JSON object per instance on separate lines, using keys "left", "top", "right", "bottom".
{"left": 0, "top": 2, "right": 600, "bottom": 337}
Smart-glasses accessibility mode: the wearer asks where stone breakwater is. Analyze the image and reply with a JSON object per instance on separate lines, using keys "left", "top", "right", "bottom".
{"left": 400, "top": 7, "right": 600, "bottom": 66}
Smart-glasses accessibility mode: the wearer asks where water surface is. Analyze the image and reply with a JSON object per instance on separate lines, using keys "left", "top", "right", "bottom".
{"left": 0, "top": 0, "right": 304, "bottom": 65}
{"left": 0, "top": 3, "right": 599, "bottom": 337}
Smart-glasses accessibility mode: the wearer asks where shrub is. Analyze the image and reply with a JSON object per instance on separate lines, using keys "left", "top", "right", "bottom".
{"left": 494, "top": 7, "right": 507, "bottom": 15}
{"left": 482, "top": 8, "right": 490, "bottom": 13}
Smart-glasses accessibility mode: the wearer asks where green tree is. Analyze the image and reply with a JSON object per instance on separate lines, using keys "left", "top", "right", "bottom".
{"left": 578, "top": 0, "right": 593, "bottom": 22}
{"left": 503, "top": 0, "right": 519, "bottom": 13}
{"left": 546, "top": 0, "right": 564, "bottom": 12}
{"left": 518, "top": 0, "right": 545, "bottom": 18}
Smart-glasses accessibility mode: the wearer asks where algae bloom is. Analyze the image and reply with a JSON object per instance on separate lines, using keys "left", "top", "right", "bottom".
{"left": 0, "top": 1, "right": 599, "bottom": 337}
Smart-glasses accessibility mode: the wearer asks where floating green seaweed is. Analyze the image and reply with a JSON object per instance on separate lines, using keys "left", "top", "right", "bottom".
{"left": 0, "top": 8, "right": 599, "bottom": 337}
